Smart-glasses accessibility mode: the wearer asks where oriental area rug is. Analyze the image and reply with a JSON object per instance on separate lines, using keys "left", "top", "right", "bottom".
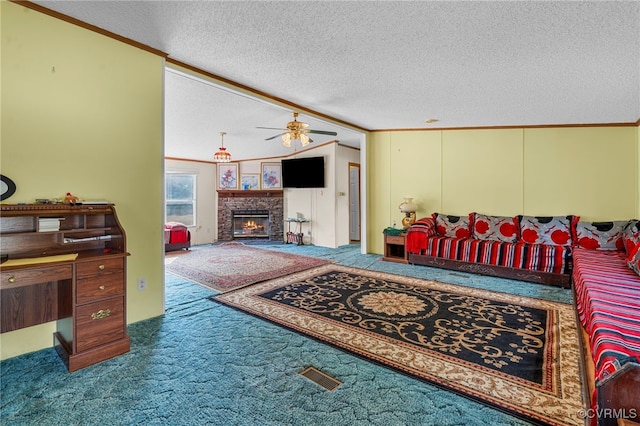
{"left": 213, "top": 264, "right": 583, "bottom": 426}
{"left": 165, "top": 243, "right": 330, "bottom": 293}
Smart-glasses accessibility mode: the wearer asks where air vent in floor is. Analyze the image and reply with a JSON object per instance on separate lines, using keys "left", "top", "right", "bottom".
{"left": 448, "top": 272, "right": 470, "bottom": 278}
{"left": 299, "top": 366, "right": 342, "bottom": 391}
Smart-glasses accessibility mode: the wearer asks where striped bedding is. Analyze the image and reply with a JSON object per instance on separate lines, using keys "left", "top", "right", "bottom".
{"left": 572, "top": 247, "right": 640, "bottom": 383}
{"left": 405, "top": 232, "right": 572, "bottom": 274}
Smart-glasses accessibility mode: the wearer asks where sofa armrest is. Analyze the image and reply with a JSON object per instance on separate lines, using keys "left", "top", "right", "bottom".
{"left": 406, "top": 217, "right": 436, "bottom": 254}
{"left": 408, "top": 217, "right": 437, "bottom": 236}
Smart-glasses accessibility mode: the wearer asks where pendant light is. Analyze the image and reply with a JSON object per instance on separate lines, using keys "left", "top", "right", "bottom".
{"left": 213, "top": 131, "right": 231, "bottom": 162}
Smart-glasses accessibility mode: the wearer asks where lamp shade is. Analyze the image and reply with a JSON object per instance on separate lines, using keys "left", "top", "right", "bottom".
{"left": 399, "top": 197, "right": 418, "bottom": 213}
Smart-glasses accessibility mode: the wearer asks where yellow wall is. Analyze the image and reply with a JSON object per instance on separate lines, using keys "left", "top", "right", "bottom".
{"left": 523, "top": 127, "right": 637, "bottom": 220}
{"left": 391, "top": 131, "right": 442, "bottom": 217}
{"left": 367, "top": 132, "right": 392, "bottom": 253}
{"left": 442, "top": 129, "right": 523, "bottom": 215}
{"left": 367, "top": 126, "right": 639, "bottom": 254}
{"left": 1, "top": 3, "right": 165, "bottom": 359}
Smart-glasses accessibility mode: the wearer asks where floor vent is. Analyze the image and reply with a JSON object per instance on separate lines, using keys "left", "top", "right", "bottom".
{"left": 299, "top": 366, "right": 342, "bottom": 392}
{"left": 448, "top": 272, "right": 470, "bottom": 278}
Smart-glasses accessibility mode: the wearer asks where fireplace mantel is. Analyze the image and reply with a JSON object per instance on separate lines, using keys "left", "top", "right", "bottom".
{"left": 217, "top": 190, "right": 283, "bottom": 198}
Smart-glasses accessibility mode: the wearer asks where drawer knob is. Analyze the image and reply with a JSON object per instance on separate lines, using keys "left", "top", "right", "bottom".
{"left": 7, "top": 276, "right": 16, "bottom": 283}
{"left": 91, "top": 309, "right": 111, "bottom": 320}
{"left": 98, "top": 264, "right": 105, "bottom": 270}
{"left": 99, "top": 285, "right": 105, "bottom": 290}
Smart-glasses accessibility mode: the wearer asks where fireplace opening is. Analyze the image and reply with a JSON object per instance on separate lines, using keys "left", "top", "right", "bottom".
{"left": 232, "top": 210, "right": 269, "bottom": 239}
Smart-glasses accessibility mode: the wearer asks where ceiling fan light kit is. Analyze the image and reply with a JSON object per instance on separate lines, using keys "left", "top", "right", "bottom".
{"left": 213, "top": 131, "right": 232, "bottom": 162}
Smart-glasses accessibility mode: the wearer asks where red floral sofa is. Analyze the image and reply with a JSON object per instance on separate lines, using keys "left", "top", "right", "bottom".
{"left": 571, "top": 220, "right": 640, "bottom": 425}
{"left": 406, "top": 212, "right": 577, "bottom": 286}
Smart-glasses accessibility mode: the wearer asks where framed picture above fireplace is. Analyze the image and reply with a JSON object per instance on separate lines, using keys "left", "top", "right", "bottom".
{"left": 240, "top": 174, "right": 260, "bottom": 190}
{"left": 217, "top": 163, "right": 238, "bottom": 190}
{"left": 261, "top": 162, "right": 282, "bottom": 189}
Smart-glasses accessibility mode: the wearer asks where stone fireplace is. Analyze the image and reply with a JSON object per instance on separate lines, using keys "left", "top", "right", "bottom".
{"left": 217, "top": 190, "right": 283, "bottom": 241}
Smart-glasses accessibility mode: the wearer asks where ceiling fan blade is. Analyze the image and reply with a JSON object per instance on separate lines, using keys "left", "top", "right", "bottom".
{"left": 265, "top": 133, "right": 286, "bottom": 141}
{"left": 308, "top": 130, "right": 338, "bottom": 136}
{"left": 256, "top": 126, "right": 286, "bottom": 131}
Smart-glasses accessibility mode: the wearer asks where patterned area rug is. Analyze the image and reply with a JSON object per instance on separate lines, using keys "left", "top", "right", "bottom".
{"left": 214, "top": 264, "right": 583, "bottom": 426}
{"left": 165, "top": 243, "right": 331, "bottom": 293}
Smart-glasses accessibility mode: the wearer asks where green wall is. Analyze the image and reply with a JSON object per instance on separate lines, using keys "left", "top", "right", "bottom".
{"left": 1, "top": 3, "right": 165, "bottom": 359}
{"left": 367, "top": 126, "right": 639, "bottom": 254}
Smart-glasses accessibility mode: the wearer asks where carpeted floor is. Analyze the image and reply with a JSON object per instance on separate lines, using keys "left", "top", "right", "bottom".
{"left": 0, "top": 244, "right": 577, "bottom": 426}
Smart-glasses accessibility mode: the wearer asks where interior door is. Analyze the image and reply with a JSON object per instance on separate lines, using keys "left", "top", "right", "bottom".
{"left": 348, "top": 163, "right": 361, "bottom": 241}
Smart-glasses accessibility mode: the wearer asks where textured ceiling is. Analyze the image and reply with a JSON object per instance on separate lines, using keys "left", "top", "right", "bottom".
{"left": 31, "top": 1, "right": 640, "bottom": 161}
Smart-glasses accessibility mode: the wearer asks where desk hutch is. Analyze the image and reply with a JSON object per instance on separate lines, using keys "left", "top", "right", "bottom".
{"left": 0, "top": 204, "right": 130, "bottom": 372}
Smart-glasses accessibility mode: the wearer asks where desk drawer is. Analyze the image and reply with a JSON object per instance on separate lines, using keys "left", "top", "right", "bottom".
{"left": 386, "top": 235, "right": 405, "bottom": 245}
{"left": 0, "top": 264, "right": 72, "bottom": 290}
{"left": 75, "top": 296, "right": 125, "bottom": 352}
{"left": 76, "top": 258, "right": 124, "bottom": 304}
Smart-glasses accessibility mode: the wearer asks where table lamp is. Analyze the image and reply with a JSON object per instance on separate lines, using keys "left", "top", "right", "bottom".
{"left": 399, "top": 197, "right": 418, "bottom": 228}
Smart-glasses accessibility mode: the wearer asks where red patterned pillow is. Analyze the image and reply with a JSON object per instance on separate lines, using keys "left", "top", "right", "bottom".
{"left": 576, "top": 221, "right": 626, "bottom": 251}
{"left": 627, "top": 242, "right": 640, "bottom": 264}
{"left": 472, "top": 213, "right": 519, "bottom": 242}
{"left": 627, "top": 244, "right": 640, "bottom": 276}
{"left": 519, "top": 215, "right": 576, "bottom": 246}
{"left": 622, "top": 219, "right": 640, "bottom": 256}
{"left": 433, "top": 213, "right": 471, "bottom": 239}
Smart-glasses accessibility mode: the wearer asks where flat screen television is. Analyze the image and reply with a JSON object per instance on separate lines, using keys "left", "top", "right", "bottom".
{"left": 281, "top": 156, "right": 325, "bottom": 188}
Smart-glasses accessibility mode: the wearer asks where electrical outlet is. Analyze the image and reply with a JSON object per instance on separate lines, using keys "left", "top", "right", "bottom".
{"left": 137, "top": 277, "right": 147, "bottom": 291}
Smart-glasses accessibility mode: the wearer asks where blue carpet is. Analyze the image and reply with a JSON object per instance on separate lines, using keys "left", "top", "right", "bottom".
{"left": 0, "top": 244, "right": 573, "bottom": 425}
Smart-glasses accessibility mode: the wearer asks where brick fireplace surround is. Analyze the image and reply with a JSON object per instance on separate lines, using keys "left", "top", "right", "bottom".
{"left": 217, "top": 190, "right": 284, "bottom": 241}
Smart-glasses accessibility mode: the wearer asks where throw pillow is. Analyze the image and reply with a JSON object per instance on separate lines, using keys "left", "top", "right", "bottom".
{"left": 472, "top": 213, "right": 519, "bottom": 242}
{"left": 627, "top": 241, "right": 640, "bottom": 264}
{"left": 519, "top": 215, "right": 576, "bottom": 246}
{"left": 575, "top": 221, "right": 626, "bottom": 250}
{"left": 627, "top": 244, "right": 640, "bottom": 277}
{"left": 622, "top": 219, "right": 640, "bottom": 256}
{"left": 433, "top": 213, "right": 471, "bottom": 239}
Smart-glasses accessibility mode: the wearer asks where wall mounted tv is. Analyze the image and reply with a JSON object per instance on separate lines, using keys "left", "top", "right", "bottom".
{"left": 281, "top": 156, "right": 325, "bottom": 188}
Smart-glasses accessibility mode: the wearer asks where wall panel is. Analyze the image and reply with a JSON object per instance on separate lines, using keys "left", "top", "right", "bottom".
{"left": 390, "top": 131, "right": 442, "bottom": 222}
{"left": 523, "top": 127, "right": 636, "bottom": 220}
{"left": 442, "top": 129, "right": 523, "bottom": 215}
{"left": 366, "top": 132, "right": 391, "bottom": 252}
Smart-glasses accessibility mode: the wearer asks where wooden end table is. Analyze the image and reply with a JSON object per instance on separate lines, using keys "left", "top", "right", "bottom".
{"left": 382, "top": 232, "right": 408, "bottom": 263}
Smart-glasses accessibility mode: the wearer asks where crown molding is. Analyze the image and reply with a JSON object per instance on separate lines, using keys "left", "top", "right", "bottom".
{"left": 372, "top": 121, "right": 640, "bottom": 132}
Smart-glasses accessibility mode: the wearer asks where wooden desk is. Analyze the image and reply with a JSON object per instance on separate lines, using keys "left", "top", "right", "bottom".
{"left": 0, "top": 204, "right": 130, "bottom": 372}
{"left": 383, "top": 232, "right": 408, "bottom": 263}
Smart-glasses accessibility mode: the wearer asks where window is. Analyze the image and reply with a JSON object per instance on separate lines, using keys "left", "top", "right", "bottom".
{"left": 166, "top": 172, "right": 196, "bottom": 226}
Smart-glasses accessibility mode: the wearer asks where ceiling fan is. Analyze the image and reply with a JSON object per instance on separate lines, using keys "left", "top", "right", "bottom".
{"left": 257, "top": 112, "right": 338, "bottom": 147}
